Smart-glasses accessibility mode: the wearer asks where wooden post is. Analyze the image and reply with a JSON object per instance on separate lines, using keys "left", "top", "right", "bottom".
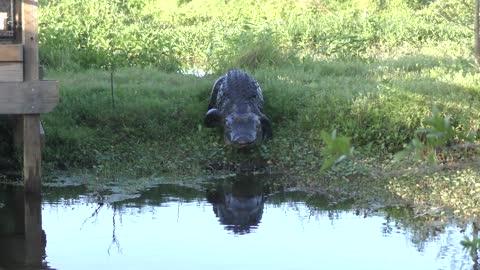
{"left": 23, "top": 0, "right": 41, "bottom": 193}
{"left": 23, "top": 192, "right": 43, "bottom": 267}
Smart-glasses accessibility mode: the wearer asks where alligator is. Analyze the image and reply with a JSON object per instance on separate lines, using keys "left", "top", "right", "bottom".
{"left": 204, "top": 69, "right": 272, "bottom": 148}
{"left": 206, "top": 175, "right": 268, "bottom": 234}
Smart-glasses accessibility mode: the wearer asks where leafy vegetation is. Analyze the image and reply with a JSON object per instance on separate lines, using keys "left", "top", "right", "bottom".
{"left": 319, "top": 130, "right": 354, "bottom": 172}
{"left": 39, "top": 0, "right": 473, "bottom": 71}
{"left": 395, "top": 106, "right": 478, "bottom": 163}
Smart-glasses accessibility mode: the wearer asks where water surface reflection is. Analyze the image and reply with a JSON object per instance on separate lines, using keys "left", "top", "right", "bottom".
{"left": 0, "top": 186, "right": 46, "bottom": 269}
{"left": 0, "top": 175, "right": 476, "bottom": 269}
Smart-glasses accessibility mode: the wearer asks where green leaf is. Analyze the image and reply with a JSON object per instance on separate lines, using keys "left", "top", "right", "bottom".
{"left": 319, "top": 156, "right": 336, "bottom": 173}
{"left": 320, "top": 129, "right": 353, "bottom": 173}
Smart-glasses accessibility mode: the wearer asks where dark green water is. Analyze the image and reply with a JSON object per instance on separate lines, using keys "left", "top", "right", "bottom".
{"left": 0, "top": 175, "right": 476, "bottom": 270}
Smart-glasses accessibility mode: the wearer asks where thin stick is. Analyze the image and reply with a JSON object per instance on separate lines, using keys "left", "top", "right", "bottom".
{"left": 110, "top": 69, "right": 115, "bottom": 109}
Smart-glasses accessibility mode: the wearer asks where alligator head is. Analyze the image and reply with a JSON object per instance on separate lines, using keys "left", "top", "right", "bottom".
{"left": 206, "top": 109, "right": 272, "bottom": 149}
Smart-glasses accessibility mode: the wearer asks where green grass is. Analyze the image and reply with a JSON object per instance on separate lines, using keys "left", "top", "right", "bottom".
{"left": 38, "top": 0, "right": 474, "bottom": 72}
{"left": 41, "top": 55, "right": 480, "bottom": 179}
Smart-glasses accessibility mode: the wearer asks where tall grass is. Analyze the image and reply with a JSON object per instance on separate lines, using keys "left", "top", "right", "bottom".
{"left": 39, "top": 0, "right": 474, "bottom": 72}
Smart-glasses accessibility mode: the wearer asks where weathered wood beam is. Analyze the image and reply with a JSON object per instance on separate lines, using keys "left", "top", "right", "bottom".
{"left": 14, "top": 0, "right": 22, "bottom": 44}
{"left": 0, "top": 44, "right": 23, "bottom": 61}
{"left": 23, "top": 0, "right": 41, "bottom": 193}
{"left": 0, "top": 81, "right": 58, "bottom": 114}
{"left": 0, "top": 62, "right": 23, "bottom": 81}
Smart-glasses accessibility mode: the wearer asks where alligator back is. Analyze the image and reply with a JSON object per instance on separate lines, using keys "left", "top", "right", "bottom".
{"left": 209, "top": 69, "right": 264, "bottom": 116}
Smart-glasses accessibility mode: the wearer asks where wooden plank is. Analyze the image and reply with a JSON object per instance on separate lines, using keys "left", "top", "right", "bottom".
{"left": 0, "top": 62, "right": 23, "bottom": 81}
{"left": 23, "top": 1, "right": 38, "bottom": 81}
{"left": 23, "top": 0, "right": 41, "bottom": 193}
{"left": 0, "top": 81, "right": 58, "bottom": 114}
{"left": 14, "top": 0, "right": 22, "bottom": 44}
{"left": 0, "top": 44, "right": 23, "bottom": 61}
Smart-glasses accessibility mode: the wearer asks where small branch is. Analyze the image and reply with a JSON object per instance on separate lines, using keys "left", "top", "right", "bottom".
{"left": 110, "top": 70, "right": 115, "bottom": 109}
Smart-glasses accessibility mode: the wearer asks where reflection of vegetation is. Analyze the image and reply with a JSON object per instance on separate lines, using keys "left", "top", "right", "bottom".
{"left": 269, "top": 190, "right": 358, "bottom": 222}
{"left": 21, "top": 175, "right": 480, "bottom": 266}
{"left": 120, "top": 183, "right": 204, "bottom": 207}
{"left": 268, "top": 191, "right": 354, "bottom": 211}
{"left": 108, "top": 205, "right": 122, "bottom": 255}
{"left": 460, "top": 222, "right": 480, "bottom": 268}
{"left": 461, "top": 235, "right": 480, "bottom": 259}
{"left": 80, "top": 202, "right": 123, "bottom": 254}
{"left": 0, "top": 185, "right": 20, "bottom": 234}
{"left": 383, "top": 206, "right": 447, "bottom": 252}
{"left": 42, "top": 185, "right": 89, "bottom": 203}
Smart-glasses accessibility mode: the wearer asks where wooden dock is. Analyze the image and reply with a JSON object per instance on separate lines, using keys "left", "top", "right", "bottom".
{"left": 0, "top": 0, "right": 58, "bottom": 193}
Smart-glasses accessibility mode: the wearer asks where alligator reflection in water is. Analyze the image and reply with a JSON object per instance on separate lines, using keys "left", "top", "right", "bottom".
{"left": 0, "top": 185, "right": 46, "bottom": 269}
{"left": 206, "top": 175, "right": 269, "bottom": 234}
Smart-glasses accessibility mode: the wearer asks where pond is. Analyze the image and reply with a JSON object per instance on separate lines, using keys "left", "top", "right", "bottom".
{"left": 0, "top": 174, "right": 476, "bottom": 270}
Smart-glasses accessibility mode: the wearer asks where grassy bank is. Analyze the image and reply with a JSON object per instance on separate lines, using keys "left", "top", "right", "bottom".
{"left": 42, "top": 55, "right": 480, "bottom": 178}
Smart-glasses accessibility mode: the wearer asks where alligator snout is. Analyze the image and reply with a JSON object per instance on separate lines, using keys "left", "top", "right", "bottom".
{"left": 231, "top": 135, "right": 256, "bottom": 148}
{"left": 224, "top": 113, "right": 261, "bottom": 148}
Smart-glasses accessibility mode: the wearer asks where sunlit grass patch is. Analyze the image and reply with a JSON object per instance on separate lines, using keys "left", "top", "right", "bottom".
{"left": 39, "top": 0, "right": 474, "bottom": 72}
